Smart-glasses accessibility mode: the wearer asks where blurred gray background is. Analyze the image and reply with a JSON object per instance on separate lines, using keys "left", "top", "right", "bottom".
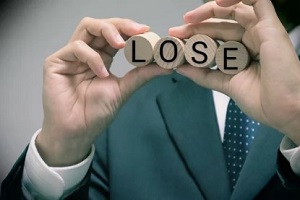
{"left": 0, "top": 0, "right": 204, "bottom": 188}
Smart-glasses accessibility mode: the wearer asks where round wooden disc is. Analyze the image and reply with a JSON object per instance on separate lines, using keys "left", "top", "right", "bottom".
{"left": 124, "top": 32, "right": 160, "bottom": 67}
{"left": 153, "top": 36, "right": 185, "bottom": 69}
{"left": 216, "top": 41, "right": 250, "bottom": 75}
{"left": 185, "top": 34, "right": 218, "bottom": 68}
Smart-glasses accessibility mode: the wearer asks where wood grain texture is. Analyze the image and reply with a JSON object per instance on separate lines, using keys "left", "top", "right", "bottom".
{"left": 216, "top": 41, "right": 250, "bottom": 75}
{"left": 124, "top": 32, "right": 160, "bottom": 67}
{"left": 153, "top": 36, "right": 185, "bottom": 69}
{"left": 185, "top": 34, "right": 219, "bottom": 68}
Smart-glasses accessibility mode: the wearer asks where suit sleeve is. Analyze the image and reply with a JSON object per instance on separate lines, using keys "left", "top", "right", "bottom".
{"left": 1, "top": 146, "right": 28, "bottom": 200}
{"left": 1, "top": 131, "right": 110, "bottom": 200}
{"left": 0, "top": 146, "right": 91, "bottom": 200}
{"left": 277, "top": 150, "right": 300, "bottom": 190}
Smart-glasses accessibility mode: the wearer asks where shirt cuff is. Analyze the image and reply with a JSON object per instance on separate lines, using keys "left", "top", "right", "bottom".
{"left": 280, "top": 136, "right": 300, "bottom": 176}
{"left": 22, "top": 129, "right": 95, "bottom": 200}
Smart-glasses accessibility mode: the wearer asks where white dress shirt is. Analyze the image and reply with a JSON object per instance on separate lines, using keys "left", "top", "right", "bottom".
{"left": 22, "top": 25, "right": 300, "bottom": 199}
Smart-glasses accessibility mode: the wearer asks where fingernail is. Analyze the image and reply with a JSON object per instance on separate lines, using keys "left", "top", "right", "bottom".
{"left": 168, "top": 27, "right": 173, "bottom": 34}
{"left": 168, "top": 27, "right": 179, "bottom": 36}
{"left": 100, "top": 66, "right": 109, "bottom": 77}
{"left": 116, "top": 34, "right": 125, "bottom": 45}
{"left": 135, "top": 23, "right": 150, "bottom": 30}
{"left": 184, "top": 11, "right": 192, "bottom": 17}
{"left": 184, "top": 11, "right": 193, "bottom": 22}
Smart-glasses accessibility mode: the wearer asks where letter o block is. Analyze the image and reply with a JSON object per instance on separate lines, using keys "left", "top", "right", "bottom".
{"left": 124, "top": 32, "right": 160, "bottom": 67}
{"left": 185, "top": 34, "right": 218, "bottom": 68}
{"left": 154, "top": 36, "right": 185, "bottom": 69}
{"left": 216, "top": 41, "right": 250, "bottom": 75}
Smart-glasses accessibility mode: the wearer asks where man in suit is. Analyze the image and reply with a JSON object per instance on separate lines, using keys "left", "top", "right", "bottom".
{"left": 1, "top": 0, "right": 300, "bottom": 199}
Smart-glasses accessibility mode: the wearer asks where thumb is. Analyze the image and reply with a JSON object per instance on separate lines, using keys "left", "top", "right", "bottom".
{"left": 176, "top": 65, "right": 232, "bottom": 94}
{"left": 120, "top": 64, "right": 172, "bottom": 98}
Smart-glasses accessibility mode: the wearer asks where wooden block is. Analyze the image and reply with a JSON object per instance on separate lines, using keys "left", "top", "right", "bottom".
{"left": 153, "top": 36, "right": 185, "bottom": 69}
{"left": 184, "top": 34, "right": 219, "bottom": 68}
{"left": 215, "top": 41, "right": 250, "bottom": 75}
{"left": 124, "top": 32, "right": 160, "bottom": 67}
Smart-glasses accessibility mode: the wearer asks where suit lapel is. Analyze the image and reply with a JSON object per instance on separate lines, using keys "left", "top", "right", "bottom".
{"left": 156, "top": 74, "right": 231, "bottom": 200}
{"left": 230, "top": 124, "right": 283, "bottom": 200}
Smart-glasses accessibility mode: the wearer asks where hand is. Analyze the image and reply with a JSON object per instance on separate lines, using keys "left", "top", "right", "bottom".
{"left": 169, "top": 1, "right": 300, "bottom": 144}
{"left": 37, "top": 18, "right": 171, "bottom": 166}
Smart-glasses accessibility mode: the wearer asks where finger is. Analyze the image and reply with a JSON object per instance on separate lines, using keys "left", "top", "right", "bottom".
{"left": 176, "top": 65, "right": 232, "bottom": 94}
{"left": 70, "top": 17, "right": 150, "bottom": 49}
{"left": 184, "top": 1, "right": 256, "bottom": 29}
{"left": 108, "top": 18, "right": 150, "bottom": 40}
{"left": 90, "top": 38, "right": 118, "bottom": 57}
{"left": 70, "top": 19, "right": 124, "bottom": 49}
{"left": 217, "top": 0, "right": 279, "bottom": 22}
{"left": 245, "top": 0, "right": 278, "bottom": 22}
{"left": 216, "top": 0, "right": 241, "bottom": 7}
{"left": 52, "top": 40, "right": 109, "bottom": 78}
{"left": 169, "top": 21, "right": 244, "bottom": 41}
{"left": 103, "top": 18, "right": 151, "bottom": 56}
{"left": 120, "top": 64, "right": 172, "bottom": 98}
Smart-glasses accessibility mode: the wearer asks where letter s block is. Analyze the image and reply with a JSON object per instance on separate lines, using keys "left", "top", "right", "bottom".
{"left": 185, "top": 34, "right": 219, "bottom": 68}
{"left": 216, "top": 41, "right": 250, "bottom": 75}
{"left": 124, "top": 32, "right": 160, "bottom": 67}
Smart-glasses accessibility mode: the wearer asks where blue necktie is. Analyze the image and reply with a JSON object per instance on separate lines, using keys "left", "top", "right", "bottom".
{"left": 223, "top": 99, "right": 260, "bottom": 190}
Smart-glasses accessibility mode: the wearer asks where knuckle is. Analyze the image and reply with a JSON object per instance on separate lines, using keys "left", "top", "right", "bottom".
{"left": 72, "top": 40, "right": 86, "bottom": 49}
{"left": 43, "top": 55, "right": 55, "bottom": 72}
{"left": 100, "top": 21, "right": 111, "bottom": 30}
{"left": 90, "top": 51, "right": 100, "bottom": 61}
{"left": 79, "top": 17, "right": 93, "bottom": 27}
{"left": 44, "top": 55, "right": 52, "bottom": 65}
{"left": 44, "top": 52, "right": 57, "bottom": 65}
{"left": 94, "top": 19, "right": 112, "bottom": 33}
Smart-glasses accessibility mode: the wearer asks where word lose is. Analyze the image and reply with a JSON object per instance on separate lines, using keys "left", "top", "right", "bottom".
{"left": 124, "top": 32, "right": 250, "bottom": 75}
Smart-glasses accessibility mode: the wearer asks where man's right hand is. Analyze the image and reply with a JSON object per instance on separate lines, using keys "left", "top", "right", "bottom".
{"left": 36, "top": 18, "right": 171, "bottom": 166}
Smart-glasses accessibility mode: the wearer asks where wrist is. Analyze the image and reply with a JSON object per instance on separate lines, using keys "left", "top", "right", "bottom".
{"left": 36, "top": 128, "right": 93, "bottom": 167}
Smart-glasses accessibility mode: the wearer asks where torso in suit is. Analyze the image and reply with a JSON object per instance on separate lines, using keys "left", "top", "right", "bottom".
{"left": 88, "top": 72, "right": 300, "bottom": 200}
{"left": 2, "top": 72, "right": 300, "bottom": 200}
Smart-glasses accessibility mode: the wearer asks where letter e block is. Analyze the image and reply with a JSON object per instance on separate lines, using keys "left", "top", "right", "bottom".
{"left": 216, "top": 41, "right": 250, "bottom": 75}
{"left": 124, "top": 32, "right": 160, "bottom": 67}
